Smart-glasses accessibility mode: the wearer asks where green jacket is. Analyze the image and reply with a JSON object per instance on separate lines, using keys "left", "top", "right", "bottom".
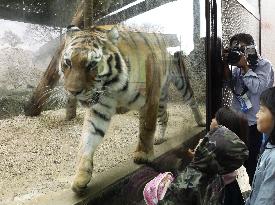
{"left": 159, "top": 126, "right": 249, "bottom": 205}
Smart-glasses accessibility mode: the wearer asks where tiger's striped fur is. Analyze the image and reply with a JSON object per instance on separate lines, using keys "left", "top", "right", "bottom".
{"left": 60, "top": 25, "right": 205, "bottom": 193}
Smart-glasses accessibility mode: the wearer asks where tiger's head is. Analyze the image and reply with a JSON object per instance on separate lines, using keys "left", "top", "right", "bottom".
{"left": 59, "top": 25, "right": 120, "bottom": 103}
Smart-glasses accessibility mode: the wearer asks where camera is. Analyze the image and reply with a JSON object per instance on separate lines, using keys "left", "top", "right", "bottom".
{"left": 227, "top": 44, "right": 258, "bottom": 66}
{"left": 245, "top": 45, "right": 259, "bottom": 66}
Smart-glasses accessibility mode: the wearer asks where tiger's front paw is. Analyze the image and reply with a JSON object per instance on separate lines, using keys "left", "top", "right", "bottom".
{"left": 133, "top": 150, "right": 154, "bottom": 164}
{"left": 71, "top": 170, "right": 92, "bottom": 194}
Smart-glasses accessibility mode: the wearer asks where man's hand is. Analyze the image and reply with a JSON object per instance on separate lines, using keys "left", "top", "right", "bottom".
{"left": 222, "top": 47, "right": 230, "bottom": 64}
{"left": 222, "top": 47, "right": 231, "bottom": 80}
{"left": 237, "top": 53, "right": 249, "bottom": 73}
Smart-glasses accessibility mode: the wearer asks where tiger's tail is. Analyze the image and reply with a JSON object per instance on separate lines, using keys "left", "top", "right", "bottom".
{"left": 171, "top": 51, "right": 205, "bottom": 126}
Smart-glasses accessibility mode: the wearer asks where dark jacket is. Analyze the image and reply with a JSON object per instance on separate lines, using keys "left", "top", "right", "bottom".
{"left": 159, "top": 126, "right": 249, "bottom": 205}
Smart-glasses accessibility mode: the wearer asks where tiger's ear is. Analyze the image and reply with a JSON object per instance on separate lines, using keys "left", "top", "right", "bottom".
{"left": 107, "top": 27, "right": 120, "bottom": 44}
{"left": 65, "top": 25, "right": 81, "bottom": 41}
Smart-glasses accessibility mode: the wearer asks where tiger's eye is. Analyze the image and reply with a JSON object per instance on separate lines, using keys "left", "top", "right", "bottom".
{"left": 64, "top": 59, "right": 72, "bottom": 67}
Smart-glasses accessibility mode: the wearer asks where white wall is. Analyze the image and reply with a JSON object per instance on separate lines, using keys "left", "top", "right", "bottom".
{"left": 261, "top": 0, "right": 275, "bottom": 67}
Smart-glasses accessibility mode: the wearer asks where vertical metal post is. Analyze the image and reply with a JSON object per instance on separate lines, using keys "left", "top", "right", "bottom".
{"left": 205, "top": 0, "right": 223, "bottom": 130}
{"left": 258, "top": 0, "right": 262, "bottom": 55}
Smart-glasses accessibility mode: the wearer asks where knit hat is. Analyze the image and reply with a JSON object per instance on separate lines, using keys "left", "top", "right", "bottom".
{"left": 143, "top": 172, "right": 174, "bottom": 205}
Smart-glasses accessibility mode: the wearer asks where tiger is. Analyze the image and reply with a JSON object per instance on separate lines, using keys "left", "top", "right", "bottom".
{"left": 59, "top": 25, "right": 205, "bottom": 193}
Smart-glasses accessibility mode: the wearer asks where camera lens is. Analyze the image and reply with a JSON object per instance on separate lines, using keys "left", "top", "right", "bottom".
{"left": 228, "top": 49, "right": 241, "bottom": 65}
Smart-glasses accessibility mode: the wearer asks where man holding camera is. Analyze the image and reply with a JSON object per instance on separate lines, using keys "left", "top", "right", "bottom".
{"left": 224, "top": 33, "right": 274, "bottom": 185}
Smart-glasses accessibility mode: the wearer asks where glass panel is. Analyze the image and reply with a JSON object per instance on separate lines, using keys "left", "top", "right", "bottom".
{"left": 121, "top": 0, "right": 206, "bottom": 101}
{"left": 0, "top": 2, "right": 79, "bottom": 203}
{"left": 222, "top": 0, "right": 260, "bottom": 108}
{"left": 0, "top": 0, "right": 206, "bottom": 203}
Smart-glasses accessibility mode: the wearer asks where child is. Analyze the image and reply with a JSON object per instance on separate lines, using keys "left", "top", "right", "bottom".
{"left": 245, "top": 87, "right": 275, "bottom": 205}
{"left": 212, "top": 108, "right": 249, "bottom": 205}
{"left": 144, "top": 107, "right": 249, "bottom": 205}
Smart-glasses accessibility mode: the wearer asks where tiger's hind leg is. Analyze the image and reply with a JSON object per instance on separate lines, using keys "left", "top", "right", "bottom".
{"left": 134, "top": 103, "right": 158, "bottom": 164}
{"left": 172, "top": 74, "right": 205, "bottom": 127}
{"left": 187, "top": 97, "right": 205, "bottom": 127}
{"left": 134, "top": 55, "right": 160, "bottom": 163}
{"left": 172, "top": 53, "right": 205, "bottom": 127}
{"left": 154, "top": 82, "right": 169, "bottom": 145}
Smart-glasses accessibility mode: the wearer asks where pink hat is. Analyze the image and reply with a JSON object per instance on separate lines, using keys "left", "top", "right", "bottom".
{"left": 143, "top": 172, "right": 174, "bottom": 205}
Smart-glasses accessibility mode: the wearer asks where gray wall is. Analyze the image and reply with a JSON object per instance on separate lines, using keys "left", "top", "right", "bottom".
{"left": 261, "top": 0, "right": 275, "bottom": 68}
{"left": 222, "top": 0, "right": 259, "bottom": 47}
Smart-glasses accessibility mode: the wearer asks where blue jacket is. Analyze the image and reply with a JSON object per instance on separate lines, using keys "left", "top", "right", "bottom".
{"left": 246, "top": 142, "right": 275, "bottom": 205}
{"left": 232, "top": 58, "right": 274, "bottom": 126}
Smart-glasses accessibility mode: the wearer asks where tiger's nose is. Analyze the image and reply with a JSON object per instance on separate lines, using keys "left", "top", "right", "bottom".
{"left": 69, "top": 89, "right": 83, "bottom": 96}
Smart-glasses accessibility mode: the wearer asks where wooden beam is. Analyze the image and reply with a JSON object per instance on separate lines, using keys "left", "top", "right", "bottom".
{"left": 96, "top": 0, "right": 177, "bottom": 25}
{"left": 0, "top": 0, "right": 137, "bottom": 27}
{"left": 0, "top": 7, "right": 51, "bottom": 25}
{"left": 93, "top": 0, "right": 136, "bottom": 19}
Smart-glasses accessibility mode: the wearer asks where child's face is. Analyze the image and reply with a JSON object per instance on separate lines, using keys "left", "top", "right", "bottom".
{"left": 256, "top": 105, "right": 274, "bottom": 134}
{"left": 210, "top": 118, "right": 218, "bottom": 130}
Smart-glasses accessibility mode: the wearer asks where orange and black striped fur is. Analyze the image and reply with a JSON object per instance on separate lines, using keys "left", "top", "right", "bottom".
{"left": 59, "top": 25, "right": 205, "bottom": 193}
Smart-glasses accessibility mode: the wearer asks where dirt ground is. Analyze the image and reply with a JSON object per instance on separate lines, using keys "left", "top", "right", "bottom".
{"left": 0, "top": 102, "right": 206, "bottom": 205}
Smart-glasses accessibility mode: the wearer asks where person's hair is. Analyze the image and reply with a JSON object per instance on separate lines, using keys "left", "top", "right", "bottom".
{"left": 215, "top": 107, "right": 248, "bottom": 145}
{"left": 260, "top": 87, "right": 275, "bottom": 144}
{"left": 229, "top": 33, "right": 255, "bottom": 46}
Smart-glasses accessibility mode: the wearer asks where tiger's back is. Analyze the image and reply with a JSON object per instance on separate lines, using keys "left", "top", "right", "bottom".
{"left": 117, "top": 30, "right": 173, "bottom": 94}
{"left": 100, "top": 26, "right": 176, "bottom": 109}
